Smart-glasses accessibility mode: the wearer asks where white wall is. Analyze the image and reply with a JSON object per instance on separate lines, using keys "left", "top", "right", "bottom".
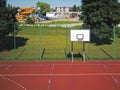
{"left": 46, "top": 12, "right": 55, "bottom": 18}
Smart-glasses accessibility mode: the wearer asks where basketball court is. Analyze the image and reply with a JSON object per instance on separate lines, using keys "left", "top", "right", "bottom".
{"left": 0, "top": 60, "right": 120, "bottom": 90}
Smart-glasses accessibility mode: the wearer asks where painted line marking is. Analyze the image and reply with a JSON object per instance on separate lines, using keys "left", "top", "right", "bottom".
{"left": 47, "top": 64, "right": 55, "bottom": 90}
{"left": 1, "top": 63, "right": 120, "bottom": 68}
{"left": 103, "top": 64, "right": 120, "bottom": 87}
{"left": 1, "top": 73, "right": 120, "bottom": 77}
{"left": 0, "top": 76, "right": 27, "bottom": 90}
{"left": 1, "top": 64, "right": 12, "bottom": 74}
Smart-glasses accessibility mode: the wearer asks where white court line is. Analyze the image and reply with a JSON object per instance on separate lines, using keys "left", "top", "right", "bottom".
{"left": 47, "top": 64, "right": 55, "bottom": 90}
{"left": 0, "top": 64, "right": 27, "bottom": 90}
{"left": 1, "top": 64, "right": 12, "bottom": 74}
{"left": 0, "top": 64, "right": 52, "bottom": 66}
{"left": 0, "top": 64, "right": 7, "bottom": 66}
{"left": 0, "top": 76, "right": 27, "bottom": 90}
{"left": 103, "top": 64, "right": 120, "bottom": 87}
{"left": 1, "top": 63, "right": 120, "bottom": 67}
{"left": 1, "top": 73, "right": 120, "bottom": 77}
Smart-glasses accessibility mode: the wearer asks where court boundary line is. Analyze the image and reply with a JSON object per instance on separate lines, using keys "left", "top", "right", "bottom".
{"left": 0, "top": 64, "right": 27, "bottom": 90}
{"left": 47, "top": 64, "right": 54, "bottom": 90}
{"left": 1, "top": 63, "right": 120, "bottom": 67}
{"left": 0, "top": 76, "right": 27, "bottom": 90}
{"left": 103, "top": 64, "right": 120, "bottom": 87}
{"left": 1, "top": 64, "right": 12, "bottom": 74}
{"left": 1, "top": 73, "right": 120, "bottom": 77}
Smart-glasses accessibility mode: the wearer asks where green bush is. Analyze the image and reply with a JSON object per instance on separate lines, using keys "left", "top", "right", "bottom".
{"left": 26, "top": 17, "right": 35, "bottom": 25}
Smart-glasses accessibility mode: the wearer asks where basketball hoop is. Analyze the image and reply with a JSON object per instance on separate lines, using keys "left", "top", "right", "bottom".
{"left": 76, "top": 34, "right": 84, "bottom": 41}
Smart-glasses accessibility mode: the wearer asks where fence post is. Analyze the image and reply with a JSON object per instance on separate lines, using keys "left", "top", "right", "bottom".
{"left": 113, "top": 25, "right": 116, "bottom": 60}
{"left": 66, "top": 29, "right": 68, "bottom": 60}
{"left": 14, "top": 24, "right": 16, "bottom": 60}
{"left": 39, "top": 25, "right": 42, "bottom": 60}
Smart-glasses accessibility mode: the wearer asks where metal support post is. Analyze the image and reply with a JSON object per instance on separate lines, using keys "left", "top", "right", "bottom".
{"left": 71, "top": 42, "right": 74, "bottom": 62}
{"left": 83, "top": 42, "right": 85, "bottom": 62}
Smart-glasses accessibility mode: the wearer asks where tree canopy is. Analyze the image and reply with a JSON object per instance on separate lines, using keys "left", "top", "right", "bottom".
{"left": 36, "top": 2, "right": 50, "bottom": 15}
{"left": 72, "top": 5, "right": 81, "bottom": 12}
{"left": 0, "top": 0, "right": 6, "bottom": 7}
{"left": 0, "top": 5, "right": 18, "bottom": 37}
{"left": 81, "top": 0, "right": 120, "bottom": 44}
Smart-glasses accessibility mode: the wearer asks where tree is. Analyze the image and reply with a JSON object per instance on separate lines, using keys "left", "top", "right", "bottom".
{"left": 77, "top": 6, "right": 81, "bottom": 12}
{"left": 36, "top": 2, "right": 50, "bottom": 15}
{"left": 0, "top": 5, "right": 18, "bottom": 37}
{"left": 72, "top": 5, "right": 77, "bottom": 12}
{"left": 81, "top": 0, "right": 120, "bottom": 44}
{"left": 72, "top": 5, "right": 81, "bottom": 12}
{"left": 0, "top": 0, "right": 6, "bottom": 7}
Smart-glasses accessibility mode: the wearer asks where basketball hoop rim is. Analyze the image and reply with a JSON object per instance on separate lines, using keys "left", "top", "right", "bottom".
{"left": 76, "top": 34, "right": 84, "bottom": 41}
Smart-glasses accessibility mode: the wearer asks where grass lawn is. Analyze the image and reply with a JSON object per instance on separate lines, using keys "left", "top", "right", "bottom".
{"left": 0, "top": 26, "right": 120, "bottom": 61}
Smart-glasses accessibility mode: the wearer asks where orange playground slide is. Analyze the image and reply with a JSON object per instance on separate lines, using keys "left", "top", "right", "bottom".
{"left": 16, "top": 7, "right": 36, "bottom": 19}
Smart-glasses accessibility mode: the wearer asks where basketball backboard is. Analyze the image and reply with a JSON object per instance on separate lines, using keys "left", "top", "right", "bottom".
{"left": 70, "top": 29, "right": 90, "bottom": 42}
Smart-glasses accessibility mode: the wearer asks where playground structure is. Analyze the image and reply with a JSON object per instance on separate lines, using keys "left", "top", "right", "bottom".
{"left": 15, "top": 7, "right": 36, "bottom": 20}
{"left": 16, "top": 6, "right": 52, "bottom": 21}
{"left": 15, "top": 6, "right": 79, "bottom": 21}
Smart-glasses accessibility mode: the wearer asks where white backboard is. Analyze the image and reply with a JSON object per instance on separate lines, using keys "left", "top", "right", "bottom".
{"left": 70, "top": 29, "right": 90, "bottom": 42}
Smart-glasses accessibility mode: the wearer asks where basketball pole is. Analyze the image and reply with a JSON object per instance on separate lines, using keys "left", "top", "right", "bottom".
{"left": 83, "top": 42, "right": 85, "bottom": 62}
{"left": 70, "top": 30, "right": 90, "bottom": 62}
{"left": 71, "top": 41, "right": 74, "bottom": 62}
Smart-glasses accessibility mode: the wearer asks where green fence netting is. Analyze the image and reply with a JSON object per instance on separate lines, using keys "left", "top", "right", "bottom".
{"left": 0, "top": 25, "right": 120, "bottom": 61}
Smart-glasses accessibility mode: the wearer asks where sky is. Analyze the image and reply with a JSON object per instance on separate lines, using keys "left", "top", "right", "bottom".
{"left": 7, "top": 0, "right": 81, "bottom": 8}
{"left": 7, "top": 0, "right": 120, "bottom": 8}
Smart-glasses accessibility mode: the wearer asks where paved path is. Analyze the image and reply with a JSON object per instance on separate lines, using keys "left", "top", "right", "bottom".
{"left": 20, "top": 23, "right": 83, "bottom": 27}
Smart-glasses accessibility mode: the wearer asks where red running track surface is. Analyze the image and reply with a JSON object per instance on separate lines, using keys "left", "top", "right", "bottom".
{"left": 0, "top": 60, "right": 120, "bottom": 90}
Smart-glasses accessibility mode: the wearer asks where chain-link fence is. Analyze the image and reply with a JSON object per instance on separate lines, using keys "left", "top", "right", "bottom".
{"left": 0, "top": 25, "right": 120, "bottom": 61}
